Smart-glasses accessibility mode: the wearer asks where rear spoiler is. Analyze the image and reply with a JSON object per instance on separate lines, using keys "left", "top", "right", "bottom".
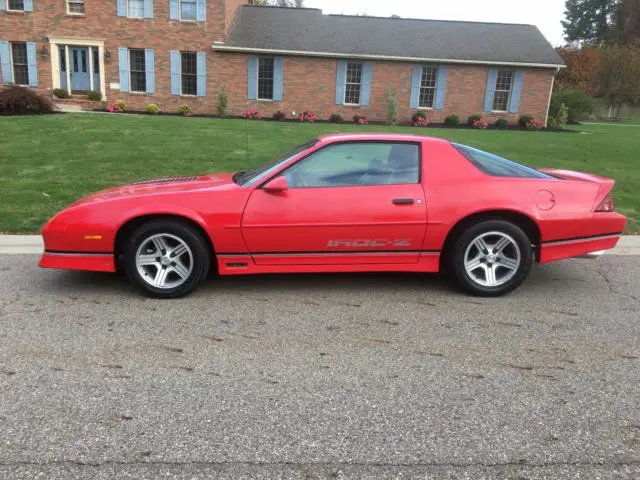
{"left": 539, "top": 168, "right": 615, "bottom": 211}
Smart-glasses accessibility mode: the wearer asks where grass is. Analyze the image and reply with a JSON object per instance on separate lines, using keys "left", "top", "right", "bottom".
{"left": 0, "top": 113, "right": 638, "bottom": 233}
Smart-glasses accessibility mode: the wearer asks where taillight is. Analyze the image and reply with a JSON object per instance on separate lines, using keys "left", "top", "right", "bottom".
{"left": 595, "top": 194, "right": 614, "bottom": 212}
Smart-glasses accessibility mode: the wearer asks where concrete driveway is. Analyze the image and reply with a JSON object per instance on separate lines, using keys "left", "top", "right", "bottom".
{"left": 0, "top": 253, "right": 639, "bottom": 479}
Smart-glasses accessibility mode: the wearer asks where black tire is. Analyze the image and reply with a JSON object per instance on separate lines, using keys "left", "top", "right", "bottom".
{"left": 122, "top": 219, "right": 211, "bottom": 299}
{"left": 450, "top": 219, "right": 534, "bottom": 297}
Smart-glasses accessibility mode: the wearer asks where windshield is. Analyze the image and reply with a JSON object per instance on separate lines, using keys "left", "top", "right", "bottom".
{"left": 452, "top": 143, "right": 555, "bottom": 179}
{"left": 233, "top": 139, "right": 320, "bottom": 187}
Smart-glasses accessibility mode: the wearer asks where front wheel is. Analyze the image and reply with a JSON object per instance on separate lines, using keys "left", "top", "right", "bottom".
{"left": 122, "top": 220, "right": 211, "bottom": 299}
{"left": 451, "top": 220, "right": 534, "bottom": 297}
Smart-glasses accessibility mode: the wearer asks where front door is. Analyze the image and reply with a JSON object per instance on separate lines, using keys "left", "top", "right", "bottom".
{"left": 70, "top": 47, "right": 90, "bottom": 92}
{"left": 242, "top": 141, "right": 427, "bottom": 265}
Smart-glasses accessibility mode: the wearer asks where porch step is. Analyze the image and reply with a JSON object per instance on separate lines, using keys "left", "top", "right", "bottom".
{"left": 55, "top": 103, "right": 83, "bottom": 112}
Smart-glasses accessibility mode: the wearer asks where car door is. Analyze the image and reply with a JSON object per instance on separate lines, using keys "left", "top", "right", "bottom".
{"left": 241, "top": 141, "right": 427, "bottom": 265}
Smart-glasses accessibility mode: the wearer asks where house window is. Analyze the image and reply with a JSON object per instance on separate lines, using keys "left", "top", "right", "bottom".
{"left": 7, "top": 0, "right": 24, "bottom": 11}
{"left": 129, "top": 49, "right": 146, "bottom": 93}
{"left": 10, "top": 42, "right": 29, "bottom": 86}
{"left": 180, "top": 0, "right": 196, "bottom": 20}
{"left": 181, "top": 51, "right": 197, "bottom": 95}
{"left": 257, "top": 57, "right": 274, "bottom": 100}
{"left": 344, "top": 62, "right": 363, "bottom": 105}
{"left": 492, "top": 69, "right": 514, "bottom": 112}
{"left": 418, "top": 66, "right": 438, "bottom": 109}
{"left": 67, "top": 0, "right": 84, "bottom": 14}
{"left": 127, "top": 0, "right": 144, "bottom": 17}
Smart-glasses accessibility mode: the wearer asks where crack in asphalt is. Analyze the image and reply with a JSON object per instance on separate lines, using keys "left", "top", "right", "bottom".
{"left": 569, "top": 260, "right": 640, "bottom": 305}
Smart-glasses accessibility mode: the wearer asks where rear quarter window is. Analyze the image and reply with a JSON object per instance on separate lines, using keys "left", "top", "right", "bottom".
{"left": 453, "top": 143, "right": 555, "bottom": 179}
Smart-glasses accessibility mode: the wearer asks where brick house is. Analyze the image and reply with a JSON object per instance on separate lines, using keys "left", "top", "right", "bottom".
{"left": 0, "top": 0, "right": 564, "bottom": 123}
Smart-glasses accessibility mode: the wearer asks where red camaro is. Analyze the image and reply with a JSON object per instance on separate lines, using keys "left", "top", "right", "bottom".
{"left": 39, "top": 133, "right": 626, "bottom": 298}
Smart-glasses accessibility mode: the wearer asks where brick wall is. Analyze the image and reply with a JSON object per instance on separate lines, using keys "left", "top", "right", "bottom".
{"left": 1, "top": 1, "right": 556, "bottom": 123}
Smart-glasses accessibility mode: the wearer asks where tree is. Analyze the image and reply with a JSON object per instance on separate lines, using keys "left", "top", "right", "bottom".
{"left": 615, "top": 0, "right": 640, "bottom": 44}
{"left": 555, "top": 46, "right": 600, "bottom": 95}
{"left": 253, "top": 0, "right": 304, "bottom": 6}
{"left": 562, "top": 0, "right": 620, "bottom": 44}
{"left": 598, "top": 44, "right": 640, "bottom": 115}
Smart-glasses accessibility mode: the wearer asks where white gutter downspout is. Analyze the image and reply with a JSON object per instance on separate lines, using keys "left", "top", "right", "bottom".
{"left": 544, "top": 67, "right": 560, "bottom": 127}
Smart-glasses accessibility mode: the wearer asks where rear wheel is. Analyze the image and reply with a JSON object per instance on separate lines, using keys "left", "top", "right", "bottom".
{"left": 451, "top": 219, "right": 533, "bottom": 297}
{"left": 122, "top": 220, "right": 210, "bottom": 298}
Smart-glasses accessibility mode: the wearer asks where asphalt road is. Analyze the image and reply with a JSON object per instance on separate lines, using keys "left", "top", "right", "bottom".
{"left": 0, "top": 254, "right": 639, "bottom": 479}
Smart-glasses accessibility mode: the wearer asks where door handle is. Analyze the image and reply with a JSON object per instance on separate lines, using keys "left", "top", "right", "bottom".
{"left": 392, "top": 198, "right": 415, "bottom": 205}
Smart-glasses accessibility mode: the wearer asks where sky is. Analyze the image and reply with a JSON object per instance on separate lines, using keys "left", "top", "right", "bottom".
{"left": 304, "top": 0, "right": 567, "bottom": 46}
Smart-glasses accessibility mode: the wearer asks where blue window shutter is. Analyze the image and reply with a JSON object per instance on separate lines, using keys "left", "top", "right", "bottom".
{"left": 196, "top": 0, "right": 205, "bottom": 21}
{"left": 196, "top": 51, "right": 206, "bottom": 97}
{"left": 360, "top": 62, "right": 372, "bottom": 106}
{"left": 145, "top": 49, "right": 155, "bottom": 94}
{"left": 0, "top": 42, "right": 10, "bottom": 85}
{"left": 169, "top": 0, "right": 178, "bottom": 20}
{"left": 434, "top": 66, "right": 448, "bottom": 111}
{"left": 23, "top": 0, "right": 33, "bottom": 12}
{"left": 143, "top": 0, "right": 153, "bottom": 18}
{"left": 118, "top": 47, "right": 129, "bottom": 93}
{"left": 247, "top": 55, "right": 257, "bottom": 100}
{"left": 170, "top": 50, "right": 180, "bottom": 95}
{"left": 273, "top": 56, "right": 284, "bottom": 101}
{"left": 508, "top": 69, "right": 524, "bottom": 113}
{"left": 335, "top": 60, "right": 347, "bottom": 105}
{"left": 409, "top": 65, "right": 422, "bottom": 109}
{"left": 26, "top": 42, "right": 38, "bottom": 86}
{"left": 484, "top": 68, "right": 498, "bottom": 112}
{"left": 116, "top": 0, "right": 125, "bottom": 16}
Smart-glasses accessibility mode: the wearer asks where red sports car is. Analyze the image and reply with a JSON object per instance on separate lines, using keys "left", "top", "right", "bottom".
{"left": 39, "top": 133, "right": 626, "bottom": 298}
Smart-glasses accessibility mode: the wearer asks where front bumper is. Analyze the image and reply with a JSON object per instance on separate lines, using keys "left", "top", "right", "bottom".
{"left": 39, "top": 252, "right": 116, "bottom": 272}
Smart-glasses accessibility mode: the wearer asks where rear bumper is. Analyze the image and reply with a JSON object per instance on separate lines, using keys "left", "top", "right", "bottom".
{"left": 39, "top": 251, "right": 116, "bottom": 272}
{"left": 539, "top": 233, "right": 621, "bottom": 263}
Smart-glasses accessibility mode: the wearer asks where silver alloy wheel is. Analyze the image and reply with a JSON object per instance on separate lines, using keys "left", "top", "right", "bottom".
{"left": 464, "top": 231, "right": 521, "bottom": 287}
{"left": 135, "top": 233, "right": 194, "bottom": 289}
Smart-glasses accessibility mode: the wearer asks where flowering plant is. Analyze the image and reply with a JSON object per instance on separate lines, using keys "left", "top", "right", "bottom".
{"left": 525, "top": 118, "right": 544, "bottom": 131}
{"left": 353, "top": 114, "right": 368, "bottom": 125}
{"left": 413, "top": 116, "right": 428, "bottom": 127}
{"left": 242, "top": 108, "right": 261, "bottom": 120}
{"left": 106, "top": 104, "right": 122, "bottom": 113}
{"left": 471, "top": 118, "right": 489, "bottom": 129}
{"left": 298, "top": 111, "right": 317, "bottom": 123}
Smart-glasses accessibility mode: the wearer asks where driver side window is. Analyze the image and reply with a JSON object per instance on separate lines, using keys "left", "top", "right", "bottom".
{"left": 283, "top": 142, "right": 420, "bottom": 188}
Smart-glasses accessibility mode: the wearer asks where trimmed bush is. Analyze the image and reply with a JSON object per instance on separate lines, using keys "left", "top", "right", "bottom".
{"left": 329, "top": 113, "right": 344, "bottom": 123}
{"left": 272, "top": 110, "right": 286, "bottom": 121}
{"left": 444, "top": 115, "right": 460, "bottom": 126}
{"left": 518, "top": 115, "right": 533, "bottom": 128}
{"left": 412, "top": 110, "right": 427, "bottom": 123}
{"left": 53, "top": 88, "right": 70, "bottom": 99}
{"left": 494, "top": 118, "right": 508, "bottom": 128}
{"left": 178, "top": 104, "right": 193, "bottom": 117}
{"left": 524, "top": 118, "right": 545, "bottom": 131}
{"left": 0, "top": 86, "right": 55, "bottom": 116}
{"left": 467, "top": 114, "right": 483, "bottom": 125}
{"left": 145, "top": 103, "right": 160, "bottom": 115}
{"left": 87, "top": 90, "right": 102, "bottom": 101}
{"left": 115, "top": 99, "right": 127, "bottom": 111}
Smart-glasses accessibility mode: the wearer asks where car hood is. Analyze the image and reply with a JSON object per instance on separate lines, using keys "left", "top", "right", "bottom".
{"left": 71, "top": 173, "right": 237, "bottom": 206}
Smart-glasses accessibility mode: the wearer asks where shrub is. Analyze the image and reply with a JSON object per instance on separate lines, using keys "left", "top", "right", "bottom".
{"left": 0, "top": 86, "right": 54, "bottom": 115}
{"left": 471, "top": 118, "right": 489, "bottom": 129}
{"left": 518, "top": 115, "right": 533, "bottom": 128}
{"left": 216, "top": 88, "right": 228, "bottom": 117}
{"left": 494, "top": 118, "right": 508, "bottom": 128}
{"left": 272, "top": 110, "right": 286, "bottom": 121}
{"left": 87, "top": 90, "right": 102, "bottom": 101}
{"left": 53, "top": 88, "right": 70, "bottom": 99}
{"left": 467, "top": 114, "right": 483, "bottom": 125}
{"left": 115, "top": 99, "right": 127, "bottom": 111}
{"left": 547, "top": 102, "right": 569, "bottom": 128}
{"left": 384, "top": 88, "right": 398, "bottom": 124}
{"left": 145, "top": 103, "right": 160, "bottom": 115}
{"left": 329, "top": 113, "right": 344, "bottom": 123}
{"left": 413, "top": 116, "right": 428, "bottom": 127}
{"left": 353, "top": 114, "right": 368, "bottom": 125}
{"left": 444, "top": 115, "right": 460, "bottom": 126}
{"left": 524, "top": 118, "right": 545, "bottom": 131}
{"left": 178, "top": 104, "right": 193, "bottom": 117}
{"left": 549, "top": 87, "right": 594, "bottom": 123}
{"left": 412, "top": 110, "right": 427, "bottom": 123}
{"left": 241, "top": 107, "right": 260, "bottom": 120}
{"left": 298, "top": 111, "right": 317, "bottom": 123}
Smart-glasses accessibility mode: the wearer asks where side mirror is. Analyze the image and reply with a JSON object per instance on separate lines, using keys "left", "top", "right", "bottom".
{"left": 263, "top": 176, "right": 289, "bottom": 193}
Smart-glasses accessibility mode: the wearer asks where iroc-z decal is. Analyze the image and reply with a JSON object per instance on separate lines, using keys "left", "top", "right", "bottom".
{"left": 327, "top": 239, "right": 413, "bottom": 248}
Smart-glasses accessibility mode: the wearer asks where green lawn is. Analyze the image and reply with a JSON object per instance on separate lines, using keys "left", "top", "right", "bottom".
{"left": 0, "top": 114, "right": 638, "bottom": 233}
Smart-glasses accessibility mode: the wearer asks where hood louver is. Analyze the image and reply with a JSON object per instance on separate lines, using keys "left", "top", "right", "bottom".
{"left": 133, "top": 176, "right": 199, "bottom": 186}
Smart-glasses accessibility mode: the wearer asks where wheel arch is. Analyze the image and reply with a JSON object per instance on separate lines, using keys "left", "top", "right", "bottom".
{"left": 114, "top": 213, "right": 215, "bottom": 267}
{"left": 440, "top": 209, "right": 542, "bottom": 266}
